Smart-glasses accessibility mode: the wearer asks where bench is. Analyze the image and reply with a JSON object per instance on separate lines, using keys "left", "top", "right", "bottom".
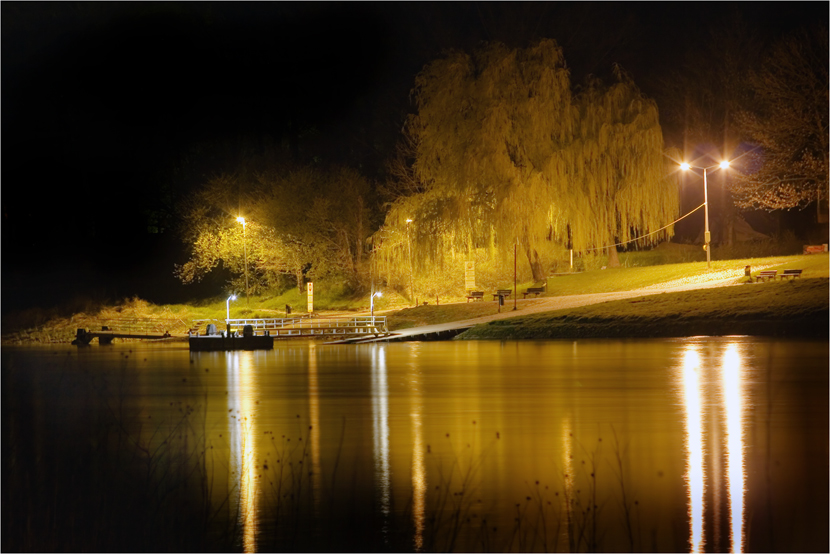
{"left": 466, "top": 291, "right": 484, "bottom": 302}
{"left": 781, "top": 269, "right": 803, "bottom": 280}
{"left": 523, "top": 286, "right": 546, "bottom": 299}
{"left": 756, "top": 270, "right": 777, "bottom": 282}
{"left": 492, "top": 289, "right": 512, "bottom": 301}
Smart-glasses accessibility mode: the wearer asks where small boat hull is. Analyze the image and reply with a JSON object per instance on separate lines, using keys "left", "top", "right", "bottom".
{"left": 189, "top": 335, "right": 273, "bottom": 351}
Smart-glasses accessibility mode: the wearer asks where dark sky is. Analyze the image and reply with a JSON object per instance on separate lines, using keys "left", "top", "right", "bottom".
{"left": 2, "top": 2, "right": 825, "bottom": 310}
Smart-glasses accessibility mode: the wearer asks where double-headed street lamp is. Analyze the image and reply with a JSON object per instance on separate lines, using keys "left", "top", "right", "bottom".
{"left": 680, "top": 160, "right": 730, "bottom": 269}
{"left": 236, "top": 216, "right": 249, "bottom": 304}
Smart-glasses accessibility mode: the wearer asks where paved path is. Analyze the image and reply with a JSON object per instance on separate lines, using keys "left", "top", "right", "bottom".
{"left": 328, "top": 269, "right": 751, "bottom": 343}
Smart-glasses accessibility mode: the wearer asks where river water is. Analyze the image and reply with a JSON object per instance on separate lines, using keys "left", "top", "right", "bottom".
{"left": 3, "top": 337, "right": 827, "bottom": 552}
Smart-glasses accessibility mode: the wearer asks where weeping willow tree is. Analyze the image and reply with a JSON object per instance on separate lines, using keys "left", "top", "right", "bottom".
{"left": 375, "top": 39, "right": 679, "bottom": 288}
{"left": 565, "top": 69, "right": 680, "bottom": 268}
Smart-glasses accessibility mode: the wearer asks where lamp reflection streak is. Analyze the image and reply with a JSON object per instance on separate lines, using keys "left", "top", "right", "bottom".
{"left": 682, "top": 348, "right": 705, "bottom": 554}
{"left": 308, "top": 344, "right": 322, "bottom": 511}
{"left": 229, "top": 352, "right": 258, "bottom": 553}
{"left": 371, "top": 346, "right": 391, "bottom": 534}
{"left": 562, "top": 417, "right": 575, "bottom": 551}
{"left": 410, "top": 363, "right": 426, "bottom": 551}
{"left": 723, "top": 345, "right": 745, "bottom": 554}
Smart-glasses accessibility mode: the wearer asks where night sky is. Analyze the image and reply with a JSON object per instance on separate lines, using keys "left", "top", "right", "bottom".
{"left": 2, "top": 2, "right": 825, "bottom": 312}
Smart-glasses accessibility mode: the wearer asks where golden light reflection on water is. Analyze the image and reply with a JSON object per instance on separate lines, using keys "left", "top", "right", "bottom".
{"left": 722, "top": 344, "right": 745, "bottom": 554}
{"left": 682, "top": 348, "right": 705, "bottom": 553}
{"left": 680, "top": 343, "right": 749, "bottom": 554}
{"left": 46, "top": 337, "right": 824, "bottom": 552}
{"left": 308, "top": 344, "right": 322, "bottom": 510}
{"left": 562, "top": 416, "right": 575, "bottom": 552}
{"left": 229, "top": 351, "right": 258, "bottom": 553}
{"left": 371, "top": 345, "right": 391, "bottom": 526}
{"left": 410, "top": 351, "right": 426, "bottom": 552}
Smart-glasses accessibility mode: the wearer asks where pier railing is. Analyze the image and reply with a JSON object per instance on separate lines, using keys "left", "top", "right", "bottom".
{"left": 191, "top": 316, "right": 388, "bottom": 338}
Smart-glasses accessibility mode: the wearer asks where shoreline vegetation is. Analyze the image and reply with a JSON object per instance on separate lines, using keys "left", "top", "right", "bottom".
{"left": 2, "top": 254, "right": 827, "bottom": 344}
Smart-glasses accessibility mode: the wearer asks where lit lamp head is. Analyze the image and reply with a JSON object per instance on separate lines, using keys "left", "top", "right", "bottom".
{"left": 226, "top": 294, "right": 237, "bottom": 323}
{"left": 236, "top": 216, "right": 246, "bottom": 226}
{"left": 370, "top": 291, "right": 382, "bottom": 315}
{"left": 679, "top": 161, "right": 729, "bottom": 171}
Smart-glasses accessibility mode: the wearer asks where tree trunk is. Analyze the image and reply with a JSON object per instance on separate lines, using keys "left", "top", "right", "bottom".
{"left": 524, "top": 243, "right": 546, "bottom": 282}
{"left": 356, "top": 196, "right": 364, "bottom": 267}
{"left": 607, "top": 246, "right": 621, "bottom": 268}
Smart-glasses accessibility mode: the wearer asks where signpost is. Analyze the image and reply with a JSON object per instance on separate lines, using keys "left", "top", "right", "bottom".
{"left": 465, "top": 261, "right": 476, "bottom": 291}
{"left": 307, "top": 282, "right": 314, "bottom": 313}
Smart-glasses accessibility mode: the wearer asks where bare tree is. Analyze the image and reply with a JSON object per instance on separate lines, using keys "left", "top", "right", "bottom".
{"left": 730, "top": 24, "right": 829, "bottom": 213}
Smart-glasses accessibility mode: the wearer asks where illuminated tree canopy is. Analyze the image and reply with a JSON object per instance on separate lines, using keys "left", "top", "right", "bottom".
{"left": 730, "top": 25, "right": 829, "bottom": 211}
{"left": 176, "top": 166, "right": 373, "bottom": 293}
{"left": 376, "top": 39, "right": 679, "bottom": 283}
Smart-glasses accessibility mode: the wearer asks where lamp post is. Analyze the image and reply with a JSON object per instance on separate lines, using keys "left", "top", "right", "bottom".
{"left": 225, "top": 294, "right": 236, "bottom": 336}
{"left": 681, "top": 160, "right": 730, "bottom": 269}
{"left": 406, "top": 219, "right": 414, "bottom": 307}
{"left": 370, "top": 291, "right": 382, "bottom": 319}
{"left": 236, "top": 217, "right": 249, "bottom": 305}
{"left": 513, "top": 238, "right": 517, "bottom": 311}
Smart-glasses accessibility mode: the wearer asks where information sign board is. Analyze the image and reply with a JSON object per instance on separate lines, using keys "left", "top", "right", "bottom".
{"left": 307, "top": 282, "right": 314, "bottom": 313}
{"left": 464, "top": 261, "right": 476, "bottom": 291}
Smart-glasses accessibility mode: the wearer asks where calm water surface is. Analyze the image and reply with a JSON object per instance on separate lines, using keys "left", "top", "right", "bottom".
{"left": 5, "top": 337, "right": 828, "bottom": 552}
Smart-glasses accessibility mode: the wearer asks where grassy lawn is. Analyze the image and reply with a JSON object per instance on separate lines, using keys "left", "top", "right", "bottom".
{"left": 541, "top": 253, "right": 829, "bottom": 296}
{"left": 386, "top": 300, "right": 514, "bottom": 330}
{"left": 459, "top": 277, "right": 829, "bottom": 340}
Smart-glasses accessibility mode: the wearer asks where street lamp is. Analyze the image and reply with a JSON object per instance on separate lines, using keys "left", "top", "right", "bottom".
{"left": 236, "top": 216, "right": 249, "bottom": 305}
{"left": 370, "top": 291, "right": 382, "bottom": 318}
{"left": 681, "top": 160, "right": 730, "bottom": 269}
{"left": 225, "top": 294, "right": 236, "bottom": 334}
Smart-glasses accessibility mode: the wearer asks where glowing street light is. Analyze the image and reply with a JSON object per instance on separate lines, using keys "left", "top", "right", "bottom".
{"left": 236, "top": 216, "right": 249, "bottom": 305}
{"left": 370, "top": 291, "right": 382, "bottom": 317}
{"left": 681, "top": 160, "right": 730, "bottom": 269}
{"left": 226, "top": 294, "right": 237, "bottom": 323}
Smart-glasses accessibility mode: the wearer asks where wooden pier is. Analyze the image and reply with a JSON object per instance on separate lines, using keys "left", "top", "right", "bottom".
{"left": 193, "top": 316, "right": 389, "bottom": 339}
{"left": 72, "top": 315, "right": 390, "bottom": 348}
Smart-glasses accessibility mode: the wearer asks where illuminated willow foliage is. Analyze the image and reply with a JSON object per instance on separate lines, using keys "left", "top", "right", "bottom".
{"left": 374, "top": 39, "right": 679, "bottom": 283}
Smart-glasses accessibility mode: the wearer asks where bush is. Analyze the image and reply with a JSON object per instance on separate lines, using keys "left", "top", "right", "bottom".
{"left": 619, "top": 242, "right": 705, "bottom": 267}
{"left": 713, "top": 230, "right": 802, "bottom": 260}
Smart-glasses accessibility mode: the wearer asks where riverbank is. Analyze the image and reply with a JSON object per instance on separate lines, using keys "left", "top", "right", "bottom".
{"left": 457, "top": 278, "right": 829, "bottom": 340}
{"left": 3, "top": 254, "right": 826, "bottom": 344}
